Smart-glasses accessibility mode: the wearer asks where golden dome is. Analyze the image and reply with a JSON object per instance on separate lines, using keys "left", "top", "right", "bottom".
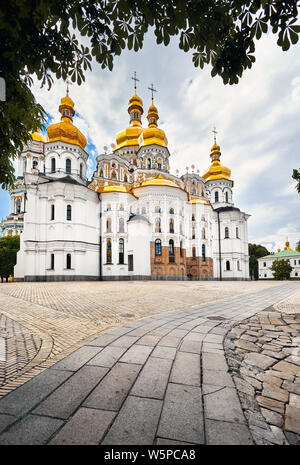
{"left": 115, "top": 92, "right": 144, "bottom": 149}
{"left": 30, "top": 129, "right": 46, "bottom": 142}
{"left": 138, "top": 100, "right": 168, "bottom": 148}
{"left": 138, "top": 174, "right": 182, "bottom": 190}
{"left": 47, "top": 93, "right": 87, "bottom": 150}
{"left": 202, "top": 139, "right": 231, "bottom": 181}
{"left": 97, "top": 185, "right": 131, "bottom": 194}
{"left": 189, "top": 198, "right": 211, "bottom": 206}
{"left": 284, "top": 240, "right": 292, "bottom": 251}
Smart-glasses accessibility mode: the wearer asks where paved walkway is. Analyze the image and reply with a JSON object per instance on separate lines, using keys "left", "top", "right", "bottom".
{"left": 0, "top": 282, "right": 299, "bottom": 445}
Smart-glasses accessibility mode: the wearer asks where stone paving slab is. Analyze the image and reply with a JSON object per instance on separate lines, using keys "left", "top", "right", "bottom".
{"left": 83, "top": 363, "right": 141, "bottom": 411}
{"left": 157, "top": 383, "right": 204, "bottom": 444}
{"left": 206, "top": 419, "right": 253, "bottom": 445}
{"left": 0, "top": 368, "right": 73, "bottom": 417}
{"left": 102, "top": 396, "right": 162, "bottom": 445}
{"left": 169, "top": 352, "right": 201, "bottom": 386}
{"left": 33, "top": 365, "right": 109, "bottom": 419}
{"left": 0, "top": 282, "right": 299, "bottom": 445}
{"left": 49, "top": 408, "right": 116, "bottom": 445}
{"left": 51, "top": 346, "right": 103, "bottom": 371}
{"left": 0, "top": 414, "right": 63, "bottom": 445}
{"left": 87, "top": 346, "right": 127, "bottom": 368}
{"left": 204, "top": 386, "right": 246, "bottom": 424}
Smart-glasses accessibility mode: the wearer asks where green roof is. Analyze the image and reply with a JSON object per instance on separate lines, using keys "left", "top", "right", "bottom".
{"left": 260, "top": 249, "right": 300, "bottom": 260}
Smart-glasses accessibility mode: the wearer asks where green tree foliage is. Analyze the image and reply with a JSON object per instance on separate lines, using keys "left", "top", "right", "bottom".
{"left": 1, "top": 1, "right": 299, "bottom": 189}
{"left": 292, "top": 168, "right": 300, "bottom": 194}
{"left": 271, "top": 259, "right": 293, "bottom": 280}
{"left": 249, "top": 243, "right": 270, "bottom": 280}
{"left": 0, "top": 235, "right": 20, "bottom": 280}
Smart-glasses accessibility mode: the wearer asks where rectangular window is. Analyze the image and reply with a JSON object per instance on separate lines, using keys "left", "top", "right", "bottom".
{"left": 50, "top": 254, "right": 54, "bottom": 270}
{"left": 51, "top": 204, "right": 55, "bottom": 221}
{"left": 128, "top": 255, "right": 134, "bottom": 271}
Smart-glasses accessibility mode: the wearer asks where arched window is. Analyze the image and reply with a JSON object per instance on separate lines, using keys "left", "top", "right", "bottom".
{"left": 225, "top": 227, "right": 229, "bottom": 239}
{"left": 237, "top": 260, "right": 241, "bottom": 271}
{"left": 169, "top": 239, "right": 175, "bottom": 263}
{"left": 66, "top": 204, "right": 72, "bottom": 221}
{"left": 192, "top": 227, "right": 196, "bottom": 239}
{"left": 80, "top": 163, "right": 83, "bottom": 179}
{"left": 99, "top": 169, "right": 103, "bottom": 177}
{"left": 119, "top": 204, "right": 124, "bottom": 211}
{"left": 180, "top": 223, "right": 183, "bottom": 235}
{"left": 215, "top": 191, "right": 219, "bottom": 203}
{"left": 66, "top": 254, "right": 71, "bottom": 269}
{"left": 236, "top": 227, "right": 239, "bottom": 238}
{"left": 192, "top": 214, "right": 196, "bottom": 222}
{"left": 119, "top": 218, "right": 124, "bottom": 233}
{"left": 155, "top": 206, "right": 161, "bottom": 213}
{"left": 155, "top": 239, "right": 162, "bottom": 256}
{"left": 119, "top": 238, "right": 124, "bottom": 264}
{"left": 50, "top": 253, "right": 55, "bottom": 270}
{"left": 106, "top": 238, "right": 112, "bottom": 264}
{"left": 226, "top": 260, "right": 230, "bottom": 271}
{"left": 180, "top": 241, "right": 183, "bottom": 257}
{"left": 111, "top": 170, "right": 117, "bottom": 179}
{"left": 50, "top": 204, "right": 55, "bottom": 221}
{"left": 202, "top": 228, "right": 205, "bottom": 239}
{"left": 142, "top": 207, "right": 146, "bottom": 214}
{"left": 66, "top": 158, "right": 71, "bottom": 174}
{"left": 124, "top": 174, "right": 128, "bottom": 182}
{"left": 192, "top": 246, "right": 196, "bottom": 258}
{"left": 33, "top": 159, "right": 38, "bottom": 170}
{"left": 225, "top": 191, "right": 229, "bottom": 203}
{"left": 157, "top": 159, "right": 162, "bottom": 170}
{"left": 169, "top": 219, "right": 174, "bottom": 234}
{"left": 192, "top": 183, "right": 196, "bottom": 195}
{"left": 106, "top": 204, "right": 111, "bottom": 211}
{"left": 16, "top": 198, "right": 21, "bottom": 214}
{"left": 169, "top": 208, "right": 174, "bottom": 214}
{"left": 155, "top": 218, "right": 161, "bottom": 233}
{"left": 147, "top": 158, "right": 152, "bottom": 169}
{"left": 51, "top": 158, "right": 56, "bottom": 173}
{"left": 106, "top": 217, "right": 112, "bottom": 232}
{"left": 202, "top": 244, "right": 206, "bottom": 262}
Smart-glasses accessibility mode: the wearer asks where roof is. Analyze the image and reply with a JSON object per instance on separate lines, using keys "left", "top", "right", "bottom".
{"left": 214, "top": 206, "right": 240, "bottom": 213}
{"left": 260, "top": 249, "right": 300, "bottom": 260}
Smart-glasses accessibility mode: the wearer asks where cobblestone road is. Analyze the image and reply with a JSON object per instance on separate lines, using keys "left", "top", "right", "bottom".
{"left": 0, "top": 280, "right": 283, "bottom": 396}
{"left": 0, "top": 281, "right": 299, "bottom": 445}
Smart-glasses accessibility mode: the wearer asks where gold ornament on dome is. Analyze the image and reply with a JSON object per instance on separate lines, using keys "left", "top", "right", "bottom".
{"left": 46, "top": 92, "right": 87, "bottom": 150}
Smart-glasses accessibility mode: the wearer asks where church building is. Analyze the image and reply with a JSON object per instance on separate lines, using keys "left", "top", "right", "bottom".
{"left": 3, "top": 80, "right": 250, "bottom": 281}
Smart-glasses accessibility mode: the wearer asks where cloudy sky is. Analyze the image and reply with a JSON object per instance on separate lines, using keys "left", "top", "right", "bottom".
{"left": 1, "top": 28, "right": 300, "bottom": 252}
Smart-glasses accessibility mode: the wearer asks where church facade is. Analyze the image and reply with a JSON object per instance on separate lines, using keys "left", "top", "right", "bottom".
{"left": 3, "top": 85, "right": 250, "bottom": 281}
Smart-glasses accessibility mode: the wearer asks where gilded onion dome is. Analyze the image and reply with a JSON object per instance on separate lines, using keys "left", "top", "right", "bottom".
{"left": 202, "top": 140, "right": 231, "bottom": 181}
{"left": 30, "top": 128, "right": 47, "bottom": 142}
{"left": 284, "top": 240, "right": 292, "bottom": 251}
{"left": 138, "top": 100, "right": 168, "bottom": 148}
{"left": 47, "top": 92, "right": 87, "bottom": 150}
{"left": 115, "top": 92, "right": 144, "bottom": 149}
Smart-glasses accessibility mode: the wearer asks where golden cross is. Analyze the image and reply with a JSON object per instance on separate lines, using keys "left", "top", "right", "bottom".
{"left": 131, "top": 72, "right": 139, "bottom": 93}
{"left": 148, "top": 83, "right": 157, "bottom": 101}
{"left": 212, "top": 125, "right": 218, "bottom": 142}
{"left": 66, "top": 79, "right": 72, "bottom": 96}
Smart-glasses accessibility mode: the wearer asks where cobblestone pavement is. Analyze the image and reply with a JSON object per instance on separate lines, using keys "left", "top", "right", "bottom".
{"left": 0, "top": 280, "right": 283, "bottom": 397}
{"left": 0, "top": 281, "right": 298, "bottom": 445}
{"left": 224, "top": 289, "right": 300, "bottom": 445}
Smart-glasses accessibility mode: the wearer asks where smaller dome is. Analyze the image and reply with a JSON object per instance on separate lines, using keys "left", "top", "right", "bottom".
{"left": 140, "top": 174, "right": 181, "bottom": 189}
{"left": 60, "top": 95, "right": 74, "bottom": 108}
{"left": 97, "top": 185, "right": 131, "bottom": 194}
{"left": 189, "top": 198, "right": 212, "bottom": 206}
{"left": 30, "top": 130, "right": 46, "bottom": 142}
{"left": 284, "top": 240, "right": 292, "bottom": 251}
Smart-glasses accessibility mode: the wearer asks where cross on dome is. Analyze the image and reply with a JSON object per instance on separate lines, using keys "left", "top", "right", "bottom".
{"left": 131, "top": 71, "right": 139, "bottom": 94}
{"left": 212, "top": 125, "right": 218, "bottom": 142}
{"left": 148, "top": 83, "right": 157, "bottom": 102}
